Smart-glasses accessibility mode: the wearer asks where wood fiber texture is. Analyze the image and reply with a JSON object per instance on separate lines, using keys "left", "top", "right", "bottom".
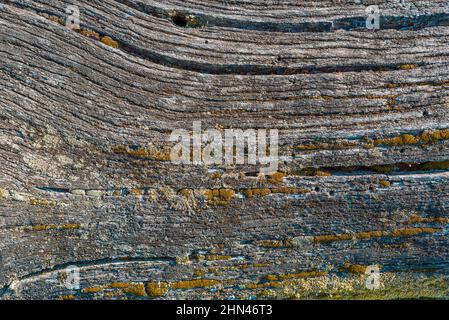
{"left": 1, "top": 0, "right": 449, "bottom": 300}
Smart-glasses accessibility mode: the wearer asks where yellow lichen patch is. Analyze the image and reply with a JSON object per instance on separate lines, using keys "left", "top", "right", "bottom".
{"left": 83, "top": 286, "right": 104, "bottom": 294}
{"left": 109, "top": 282, "right": 146, "bottom": 297}
{"left": 29, "top": 198, "right": 56, "bottom": 206}
{"left": 292, "top": 140, "right": 358, "bottom": 151}
{"left": 390, "top": 227, "right": 439, "bottom": 237}
{"left": 245, "top": 187, "right": 309, "bottom": 198}
{"left": 193, "top": 269, "right": 207, "bottom": 277}
{"left": 204, "top": 189, "right": 235, "bottom": 206}
{"left": 112, "top": 145, "right": 171, "bottom": 161}
{"left": 420, "top": 160, "right": 449, "bottom": 170}
{"left": 145, "top": 282, "right": 170, "bottom": 298}
{"left": 408, "top": 214, "right": 449, "bottom": 224}
{"left": 356, "top": 230, "right": 388, "bottom": 239}
{"left": 30, "top": 224, "right": 57, "bottom": 231}
{"left": 316, "top": 170, "right": 332, "bottom": 177}
{"left": 209, "top": 172, "right": 222, "bottom": 180}
{"left": 370, "top": 164, "right": 395, "bottom": 174}
{"left": 374, "top": 129, "right": 449, "bottom": 147}
{"left": 171, "top": 279, "right": 222, "bottom": 290}
{"left": 78, "top": 28, "right": 100, "bottom": 40}
{"left": 267, "top": 271, "right": 327, "bottom": 281}
{"left": 176, "top": 255, "right": 190, "bottom": 265}
{"left": 268, "top": 172, "right": 285, "bottom": 184}
{"left": 238, "top": 262, "right": 272, "bottom": 269}
{"left": 61, "top": 223, "right": 82, "bottom": 229}
{"left": 48, "top": 15, "right": 65, "bottom": 25}
{"left": 421, "top": 129, "right": 449, "bottom": 143}
{"left": 186, "top": 15, "right": 201, "bottom": 27}
{"left": 379, "top": 180, "right": 391, "bottom": 188}
{"left": 258, "top": 239, "right": 293, "bottom": 248}
{"left": 314, "top": 227, "right": 439, "bottom": 244}
{"left": 204, "top": 255, "right": 232, "bottom": 261}
{"left": 100, "top": 36, "right": 119, "bottom": 49}
{"left": 58, "top": 295, "right": 76, "bottom": 300}
{"left": 179, "top": 188, "right": 194, "bottom": 198}
{"left": 246, "top": 273, "right": 327, "bottom": 290}
{"left": 208, "top": 267, "right": 223, "bottom": 276}
{"left": 313, "top": 233, "right": 354, "bottom": 243}
{"left": 25, "top": 223, "right": 81, "bottom": 232}
{"left": 294, "top": 168, "right": 332, "bottom": 177}
{"left": 400, "top": 64, "right": 418, "bottom": 70}
{"left": 0, "top": 188, "right": 7, "bottom": 199}
{"left": 340, "top": 263, "right": 373, "bottom": 274}
{"left": 272, "top": 187, "right": 310, "bottom": 194}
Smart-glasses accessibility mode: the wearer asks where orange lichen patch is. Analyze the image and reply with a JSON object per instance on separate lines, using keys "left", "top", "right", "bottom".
{"left": 266, "top": 271, "right": 327, "bottom": 281}
{"left": 29, "top": 198, "right": 56, "bottom": 206}
{"left": 112, "top": 145, "right": 171, "bottom": 161}
{"left": 204, "top": 189, "right": 235, "bottom": 206}
{"left": 25, "top": 223, "right": 81, "bottom": 232}
{"left": 130, "top": 188, "right": 144, "bottom": 196}
{"left": 293, "top": 144, "right": 321, "bottom": 150}
{"left": 204, "top": 255, "right": 232, "bottom": 261}
{"left": 171, "top": 279, "right": 223, "bottom": 290}
{"left": 400, "top": 64, "right": 419, "bottom": 70}
{"left": 314, "top": 227, "right": 440, "bottom": 244}
{"left": 58, "top": 295, "right": 76, "bottom": 300}
{"left": 268, "top": 172, "right": 285, "bottom": 184}
{"left": 145, "top": 282, "right": 170, "bottom": 298}
{"left": 100, "top": 36, "right": 119, "bottom": 48}
{"left": 78, "top": 28, "right": 101, "bottom": 40}
{"left": 244, "top": 188, "right": 271, "bottom": 198}
{"left": 374, "top": 129, "right": 449, "bottom": 147}
{"left": 408, "top": 215, "right": 449, "bottom": 224}
{"left": 379, "top": 180, "right": 391, "bottom": 188}
{"left": 109, "top": 282, "right": 146, "bottom": 297}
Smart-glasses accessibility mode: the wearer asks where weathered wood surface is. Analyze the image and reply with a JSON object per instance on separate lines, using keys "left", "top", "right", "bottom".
{"left": 1, "top": 0, "right": 449, "bottom": 299}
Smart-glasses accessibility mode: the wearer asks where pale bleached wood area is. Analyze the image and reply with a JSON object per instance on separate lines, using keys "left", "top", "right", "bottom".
{"left": 1, "top": 0, "right": 449, "bottom": 299}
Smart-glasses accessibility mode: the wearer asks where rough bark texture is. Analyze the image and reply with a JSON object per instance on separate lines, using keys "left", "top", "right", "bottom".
{"left": 1, "top": 0, "right": 449, "bottom": 300}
